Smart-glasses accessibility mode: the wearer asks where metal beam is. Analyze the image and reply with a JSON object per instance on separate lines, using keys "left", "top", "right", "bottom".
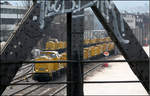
{"left": 67, "top": 10, "right": 84, "bottom": 96}
{"left": 0, "top": 3, "right": 45, "bottom": 95}
{"left": 67, "top": 12, "right": 72, "bottom": 96}
{"left": 91, "top": 2, "right": 149, "bottom": 93}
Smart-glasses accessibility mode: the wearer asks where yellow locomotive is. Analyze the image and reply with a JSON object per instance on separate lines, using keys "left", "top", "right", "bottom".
{"left": 33, "top": 38, "right": 115, "bottom": 81}
{"left": 33, "top": 51, "right": 64, "bottom": 81}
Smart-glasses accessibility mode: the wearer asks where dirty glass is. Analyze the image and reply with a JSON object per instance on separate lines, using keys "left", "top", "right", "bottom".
{"left": 0, "top": 0, "right": 149, "bottom": 96}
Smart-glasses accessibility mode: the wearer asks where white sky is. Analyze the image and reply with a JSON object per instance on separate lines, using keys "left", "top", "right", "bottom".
{"left": 114, "top": 1, "right": 149, "bottom": 13}
{"left": 1, "top": 0, "right": 149, "bottom": 13}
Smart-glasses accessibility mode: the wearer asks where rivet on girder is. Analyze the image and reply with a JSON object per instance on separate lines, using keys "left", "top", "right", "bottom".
{"left": 42, "top": 34, "right": 46, "bottom": 37}
{"left": 33, "top": 16, "right": 37, "bottom": 21}
{"left": 18, "top": 41, "right": 21, "bottom": 45}
{"left": 10, "top": 52, "right": 13, "bottom": 55}
{"left": 14, "top": 45, "right": 17, "bottom": 48}
{"left": 122, "top": 33, "right": 126, "bottom": 37}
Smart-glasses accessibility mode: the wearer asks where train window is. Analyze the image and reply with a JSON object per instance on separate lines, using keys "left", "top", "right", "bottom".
{"left": 39, "top": 53, "right": 46, "bottom": 57}
{"left": 49, "top": 53, "right": 57, "bottom": 58}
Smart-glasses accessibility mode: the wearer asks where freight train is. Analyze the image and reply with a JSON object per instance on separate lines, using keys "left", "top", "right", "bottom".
{"left": 32, "top": 37, "right": 115, "bottom": 81}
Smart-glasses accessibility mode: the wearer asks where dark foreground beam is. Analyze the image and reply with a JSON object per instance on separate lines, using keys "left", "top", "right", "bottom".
{"left": 91, "top": 1, "right": 149, "bottom": 93}
{"left": 0, "top": 4, "right": 43, "bottom": 95}
{"left": 67, "top": 11, "right": 84, "bottom": 96}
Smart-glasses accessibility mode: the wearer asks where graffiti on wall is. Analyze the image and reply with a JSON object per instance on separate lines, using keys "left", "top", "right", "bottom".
{"left": 37, "top": 0, "right": 129, "bottom": 44}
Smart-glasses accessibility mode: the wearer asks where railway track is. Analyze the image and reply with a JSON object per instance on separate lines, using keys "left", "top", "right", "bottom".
{"left": 10, "top": 84, "right": 44, "bottom": 96}
{"left": 13, "top": 63, "right": 33, "bottom": 80}
{"left": 4, "top": 55, "right": 118, "bottom": 96}
{"left": 12, "top": 74, "right": 32, "bottom": 84}
{"left": 33, "top": 55, "right": 119, "bottom": 96}
{"left": 48, "top": 64, "right": 104, "bottom": 96}
{"left": 51, "top": 55, "right": 120, "bottom": 96}
{"left": 18, "top": 64, "right": 33, "bottom": 71}
{"left": 24, "top": 60, "right": 103, "bottom": 96}
{"left": 2, "top": 64, "right": 34, "bottom": 95}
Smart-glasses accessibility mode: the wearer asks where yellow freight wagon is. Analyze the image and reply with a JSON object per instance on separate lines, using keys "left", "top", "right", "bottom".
{"left": 64, "top": 41, "right": 67, "bottom": 48}
{"left": 107, "top": 37, "right": 112, "bottom": 42}
{"left": 84, "top": 39, "right": 90, "bottom": 45}
{"left": 90, "top": 46, "right": 96, "bottom": 57}
{"left": 96, "top": 38, "right": 100, "bottom": 43}
{"left": 86, "top": 47, "right": 91, "bottom": 58}
{"left": 83, "top": 48, "right": 89, "bottom": 59}
{"left": 96, "top": 44, "right": 103, "bottom": 54}
{"left": 46, "top": 41, "right": 57, "bottom": 50}
{"left": 102, "top": 43, "right": 108, "bottom": 52}
{"left": 95, "top": 46, "right": 100, "bottom": 55}
{"left": 100, "top": 38, "right": 104, "bottom": 42}
{"left": 90, "top": 39, "right": 97, "bottom": 44}
{"left": 57, "top": 41, "right": 64, "bottom": 49}
{"left": 60, "top": 52, "right": 67, "bottom": 68}
{"left": 108, "top": 43, "right": 114, "bottom": 51}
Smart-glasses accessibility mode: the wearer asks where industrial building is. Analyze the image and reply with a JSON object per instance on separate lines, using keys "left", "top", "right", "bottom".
{"left": 0, "top": 1, "right": 27, "bottom": 41}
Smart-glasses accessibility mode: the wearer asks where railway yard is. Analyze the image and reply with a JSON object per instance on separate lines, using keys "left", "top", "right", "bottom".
{"left": 2, "top": 46, "right": 149, "bottom": 95}
{"left": 54, "top": 46, "right": 150, "bottom": 95}
{"left": 2, "top": 54, "right": 117, "bottom": 95}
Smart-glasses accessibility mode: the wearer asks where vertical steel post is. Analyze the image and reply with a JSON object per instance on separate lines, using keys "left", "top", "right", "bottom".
{"left": 67, "top": 12, "right": 72, "bottom": 95}
{"left": 67, "top": 10, "right": 84, "bottom": 96}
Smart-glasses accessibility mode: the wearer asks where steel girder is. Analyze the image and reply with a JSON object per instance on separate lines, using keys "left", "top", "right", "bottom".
{"left": 91, "top": 3, "right": 149, "bottom": 94}
{"left": 0, "top": 4, "right": 46, "bottom": 95}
